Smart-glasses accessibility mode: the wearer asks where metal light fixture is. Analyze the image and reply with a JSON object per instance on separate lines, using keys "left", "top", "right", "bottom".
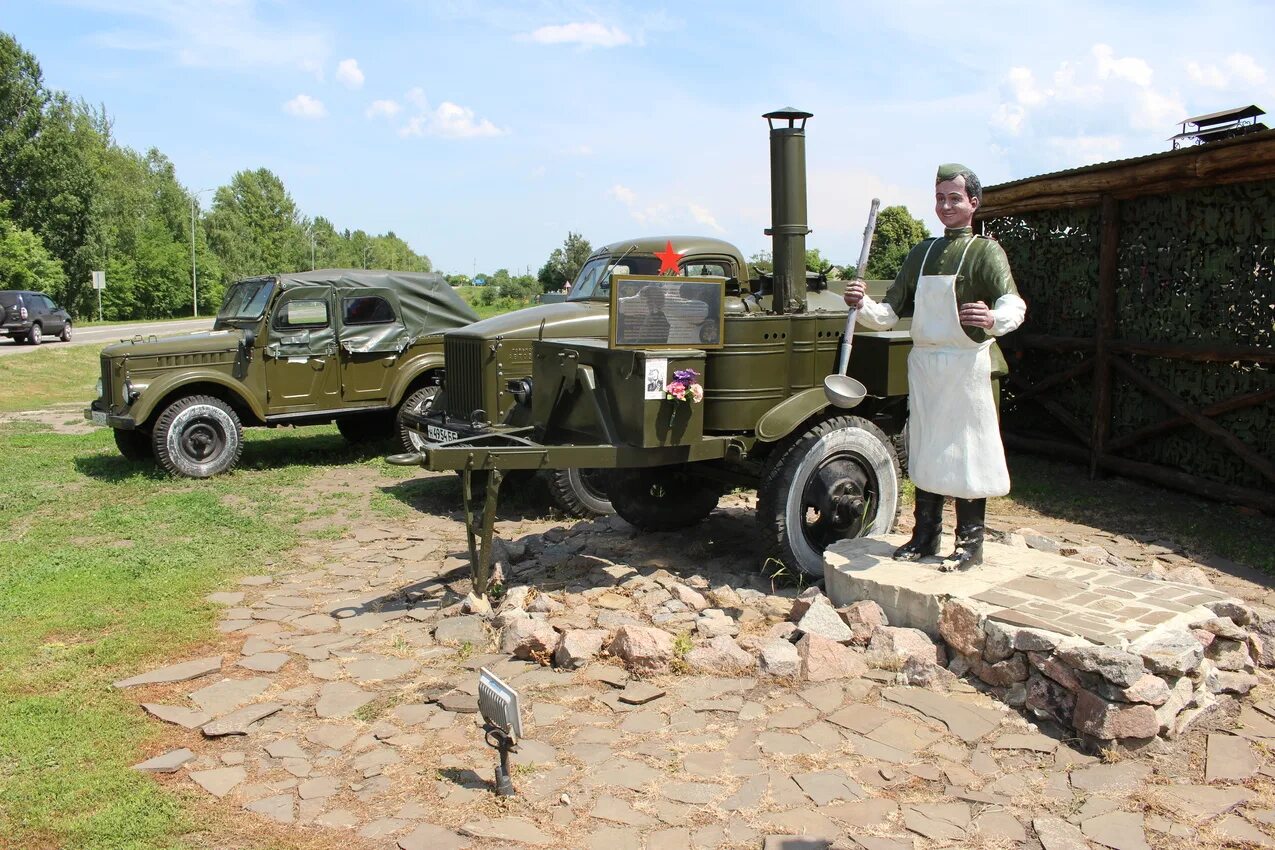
{"left": 478, "top": 668, "right": 522, "bottom": 796}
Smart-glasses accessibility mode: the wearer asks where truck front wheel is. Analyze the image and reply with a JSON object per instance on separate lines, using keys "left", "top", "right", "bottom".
{"left": 608, "top": 466, "right": 719, "bottom": 532}
{"left": 546, "top": 468, "right": 614, "bottom": 518}
{"left": 113, "top": 428, "right": 154, "bottom": 463}
{"left": 152, "top": 395, "right": 244, "bottom": 478}
{"left": 395, "top": 386, "right": 439, "bottom": 453}
{"left": 757, "top": 414, "right": 900, "bottom": 577}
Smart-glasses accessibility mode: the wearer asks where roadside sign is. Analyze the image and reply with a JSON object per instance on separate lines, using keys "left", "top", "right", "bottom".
{"left": 91, "top": 271, "right": 106, "bottom": 290}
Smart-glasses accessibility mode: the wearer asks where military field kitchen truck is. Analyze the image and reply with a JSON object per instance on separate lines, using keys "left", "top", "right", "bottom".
{"left": 86, "top": 269, "right": 478, "bottom": 477}
{"left": 393, "top": 108, "right": 916, "bottom": 582}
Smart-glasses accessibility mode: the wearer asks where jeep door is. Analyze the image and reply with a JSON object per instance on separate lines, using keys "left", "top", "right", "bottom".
{"left": 262, "top": 286, "right": 340, "bottom": 412}
{"left": 335, "top": 288, "right": 410, "bottom": 403}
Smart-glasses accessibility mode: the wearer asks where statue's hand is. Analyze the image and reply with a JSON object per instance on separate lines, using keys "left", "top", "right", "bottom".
{"left": 844, "top": 279, "right": 867, "bottom": 309}
{"left": 959, "top": 301, "right": 994, "bottom": 329}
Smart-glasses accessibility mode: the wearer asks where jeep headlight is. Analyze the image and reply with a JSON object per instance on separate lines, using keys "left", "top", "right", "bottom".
{"left": 123, "top": 380, "right": 148, "bottom": 403}
{"left": 96, "top": 378, "right": 103, "bottom": 399}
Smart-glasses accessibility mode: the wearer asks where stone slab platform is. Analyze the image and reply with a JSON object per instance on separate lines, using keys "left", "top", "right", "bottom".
{"left": 824, "top": 534, "right": 1231, "bottom": 647}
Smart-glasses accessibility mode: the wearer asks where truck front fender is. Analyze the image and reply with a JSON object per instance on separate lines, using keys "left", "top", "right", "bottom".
{"left": 387, "top": 349, "right": 446, "bottom": 407}
{"left": 754, "top": 387, "right": 832, "bottom": 443}
{"left": 128, "top": 370, "right": 266, "bottom": 426}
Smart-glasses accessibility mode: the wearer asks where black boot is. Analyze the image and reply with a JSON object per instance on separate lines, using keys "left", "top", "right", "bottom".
{"left": 894, "top": 489, "right": 944, "bottom": 561}
{"left": 942, "top": 498, "right": 986, "bottom": 571}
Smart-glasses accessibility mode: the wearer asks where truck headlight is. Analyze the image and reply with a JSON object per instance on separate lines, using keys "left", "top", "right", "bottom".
{"left": 96, "top": 378, "right": 103, "bottom": 398}
{"left": 506, "top": 377, "right": 533, "bottom": 406}
{"left": 124, "top": 380, "right": 148, "bottom": 403}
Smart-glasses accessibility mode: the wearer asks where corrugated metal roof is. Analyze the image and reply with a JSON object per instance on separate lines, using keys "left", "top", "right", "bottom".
{"left": 981, "top": 127, "right": 1275, "bottom": 195}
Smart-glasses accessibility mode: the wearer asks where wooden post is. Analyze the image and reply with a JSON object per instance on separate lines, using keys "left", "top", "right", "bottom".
{"left": 1090, "top": 195, "right": 1119, "bottom": 478}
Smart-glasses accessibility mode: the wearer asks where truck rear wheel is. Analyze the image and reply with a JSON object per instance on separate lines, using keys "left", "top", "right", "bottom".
{"left": 113, "top": 428, "right": 154, "bottom": 462}
{"left": 153, "top": 395, "right": 244, "bottom": 478}
{"left": 546, "top": 468, "right": 614, "bottom": 518}
{"left": 608, "top": 466, "right": 719, "bottom": 532}
{"left": 758, "top": 414, "right": 900, "bottom": 577}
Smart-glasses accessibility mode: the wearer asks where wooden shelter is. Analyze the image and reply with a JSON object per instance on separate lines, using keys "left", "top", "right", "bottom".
{"left": 975, "top": 129, "right": 1275, "bottom": 513}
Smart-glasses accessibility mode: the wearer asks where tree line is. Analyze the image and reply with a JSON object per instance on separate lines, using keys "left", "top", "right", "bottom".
{"left": 0, "top": 32, "right": 431, "bottom": 321}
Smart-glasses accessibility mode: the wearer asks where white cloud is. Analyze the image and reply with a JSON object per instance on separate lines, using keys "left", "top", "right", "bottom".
{"left": 283, "top": 94, "right": 326, "bottom": 119}
{"left": 1186, "top": 53, "right": 1267, "bottom": 89}
{"left": 366, "top": 99, "right": 401, "bottom": 119}
{"left": 517, "top": 22, "right": 632, "bottom": 48}
{"left": 1092, "top": 44, "right": 1153, "bottom": 87}
{"left": 406, "top": 87, "right": 429, "bottom": 109}
{"left": 336, "top": 58, "right": 364, "bottom": 89}
{"left": 83, "top": 0, "right": 329, "bottom": 73}
{"left": 568, "top": 144, "right": 593, "bottom": 156}
{"left": 399, "top": 99, "right": 505, "bottom": 139}
{"left": 608, "top": 184, "right": 724, "bottom": 233}
{"left": 1007, "top": 67, "right": 1045, "bottom": 106}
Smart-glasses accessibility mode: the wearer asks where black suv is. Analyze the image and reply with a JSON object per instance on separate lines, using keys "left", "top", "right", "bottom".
{"left": 1, "top": 290, "right": 72, "bottom": 345}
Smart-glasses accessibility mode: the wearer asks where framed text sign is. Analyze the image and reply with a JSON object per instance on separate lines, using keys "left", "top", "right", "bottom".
{"left": 609, "top": 275, "right": 725, "bottom": 350}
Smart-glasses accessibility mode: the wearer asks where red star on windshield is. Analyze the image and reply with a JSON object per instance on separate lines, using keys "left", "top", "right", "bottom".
{"left": 655, "top": 240, "right": 683, "bottom": 275}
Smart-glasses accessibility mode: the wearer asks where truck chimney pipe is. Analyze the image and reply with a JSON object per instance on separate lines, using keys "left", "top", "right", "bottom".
{"left": 763, "top": 108, "right": 813, "bottom": 316}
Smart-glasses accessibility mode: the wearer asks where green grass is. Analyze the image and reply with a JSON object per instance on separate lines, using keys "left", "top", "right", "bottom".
{"left": 0, "top": 422, "right": 392, "bottom": 850}
{"left": 0, "top": 344, "right": 105, "bottom": 413}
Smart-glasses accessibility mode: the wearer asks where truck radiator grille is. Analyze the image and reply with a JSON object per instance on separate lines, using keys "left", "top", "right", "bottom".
{"left": 100, "top": 355, "right": 114, "bottom": 407}
{"left": 444, "top": 336, "right": 485, "bottom": 418}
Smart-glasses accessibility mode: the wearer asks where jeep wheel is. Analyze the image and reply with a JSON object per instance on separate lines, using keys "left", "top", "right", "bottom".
{"left": 152, "top": 395, "right": 243, "bottom": 478}
{"left": 395, "top": 386, "right": 439, "bottom": 453}
{"left": 60, "top": 321, "right": 72, "bottom": 342}
{"left": 608, "top": 465, "right": 719, "bottom": 532}
{"left": 28, "top": 323, "right": 41, "bottom": 345}
{"left": 113, "top": 428, "right": 154, "bottom": 462}
{"left": 757, "top": 414, "right": 900, "bottom": 577}
{"left": 546, "top": 468, "right": 614, "bottom": 518}
{"left": 337, "top": 412, "right": 394, "bottom": 444}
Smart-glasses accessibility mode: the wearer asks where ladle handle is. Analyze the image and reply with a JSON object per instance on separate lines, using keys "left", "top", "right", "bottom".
{"left": 837, "top": 198, "right": 881, "bottom": 375}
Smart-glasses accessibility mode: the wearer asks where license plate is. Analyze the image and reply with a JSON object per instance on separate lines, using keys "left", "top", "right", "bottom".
{"left": 427, "top": 425, "right": 459, "bottom": 442}
{"left": 91, "top": 410, "right": 107, "bottom": 426}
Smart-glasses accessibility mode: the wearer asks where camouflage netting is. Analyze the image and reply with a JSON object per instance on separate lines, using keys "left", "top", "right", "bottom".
{"left": 985, "top": 180, "right": 1275, "bottom": 492}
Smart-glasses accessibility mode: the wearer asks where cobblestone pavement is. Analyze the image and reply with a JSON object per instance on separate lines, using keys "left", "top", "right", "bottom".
{"left": 118, "top": 470, "right": 1275, "bottom": 849}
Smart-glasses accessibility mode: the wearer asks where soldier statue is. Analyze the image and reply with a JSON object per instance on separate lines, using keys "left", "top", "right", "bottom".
{"left": 844, "top": 164, "right": 1026, "bottom": 570}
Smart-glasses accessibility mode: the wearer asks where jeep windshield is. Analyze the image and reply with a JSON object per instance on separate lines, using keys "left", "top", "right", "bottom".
{"left": 217, "top": 279, "right": 276, "bottom": 321}
{"left": 567, "top": 255, "right": 662, "bottom": 302}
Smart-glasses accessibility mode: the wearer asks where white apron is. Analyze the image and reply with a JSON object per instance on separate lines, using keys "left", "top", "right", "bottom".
{"left": 907, "top": 239, "right": 1011, "bottom": 499}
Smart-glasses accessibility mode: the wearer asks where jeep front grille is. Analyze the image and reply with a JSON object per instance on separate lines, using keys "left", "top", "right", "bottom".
{"left": 100, "top": 355, "right": 114, "bottom": 408}
{"left": 444, "top": 336, "right": 485, "bottom": 419}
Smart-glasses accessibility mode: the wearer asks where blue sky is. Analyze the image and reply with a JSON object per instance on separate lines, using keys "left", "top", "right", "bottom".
{"left": 5, "top": 0, "right": 1274, "bottom": 274}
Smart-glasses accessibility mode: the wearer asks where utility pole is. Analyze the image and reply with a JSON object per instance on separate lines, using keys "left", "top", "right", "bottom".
{"left": 190, "top": 188, "right": 213, "bottom": 317}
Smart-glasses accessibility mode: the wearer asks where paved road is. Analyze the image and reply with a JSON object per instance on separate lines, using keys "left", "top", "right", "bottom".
{"left": 0, "top": 318, "right": 214, "bottom": 357}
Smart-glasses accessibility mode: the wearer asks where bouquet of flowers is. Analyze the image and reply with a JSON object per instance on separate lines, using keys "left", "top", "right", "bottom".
{"left": 666, "top": 368, "right": 704, "bottom": 403}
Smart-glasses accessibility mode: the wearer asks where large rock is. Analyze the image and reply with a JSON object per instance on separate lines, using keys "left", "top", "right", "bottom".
{"left": 671, "top": 584, "right": 709, "bottom": 612}
{"left": 938, "top": 599, "right": 984, "bottom": 657}
{"left": 1249, "top": 633, "right": 1275, "bottom": 667}
{"left": 966, "top": 652, "right": 1029, "bottom": 687}
{"left": 838, "top": 600, "right": 887, "bottom": 646}
{"left": 1025, "top": 673, "right": 1075, "bottom": 725}
{"left": 867, "top": 626, "right": 945, "bottom": 668}
{"left": 787, "top": 587, "right": 824, "bottom": 622}
{"left": 686, "top": 636, "right": 756, "bottom": 674}
{"left": 796, "top": 596, "right": 854, "bottom": 643}
{"left": 1098, "top": 673, "right": 1171, "bottom": 706}
{"left": 1055, "top": 644, "right": 1146, "bottom": 688}
{"left": 759, "top": 639, "right": 802, "bottom": 678}
{"left": 553, "top": 629, "right": 608, "bottom": 669}
{"left": 1133, "top": 630, "right": 1204, "bottom": 677}
{"left": 796, "top": 633, "right": 866, "bottom": 682}
{"left": 696, "top": 608, "right": 740, "bottom": 638}
{"left": 1072, "top": 689, "right": 1158, "bottom": 740}
{"left": 1206, "top": 638, "right": 1253, "bottom": 672}
{"left": 608, "top": 625, "right": 675, "bottom": 672}
{"left": 434, "top": 615, "right": 489, "bottom": 645}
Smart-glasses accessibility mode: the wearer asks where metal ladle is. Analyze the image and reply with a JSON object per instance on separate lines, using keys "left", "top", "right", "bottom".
{"left": 824, "top": 198, "right": 881, "bottom": 409}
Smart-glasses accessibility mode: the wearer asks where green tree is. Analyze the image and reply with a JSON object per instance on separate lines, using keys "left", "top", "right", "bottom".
{"left": 205, "top": 168, "right": 308, "bottom": 283}
{"left": 865, "top": 205, "right": 929, "bottom": 281}
{"left": 537, "top": 231, "right": 591, "bottom": 292}
{"left": 0, "top": 201, "right": 65, "bottom": 293}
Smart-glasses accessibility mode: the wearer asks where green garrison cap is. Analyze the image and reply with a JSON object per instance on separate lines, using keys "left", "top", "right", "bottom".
{"left": 936, "top": 162, "right": 973, "bottom": 182}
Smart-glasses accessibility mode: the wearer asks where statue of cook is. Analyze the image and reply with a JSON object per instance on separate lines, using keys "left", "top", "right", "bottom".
{"left": 844, "top": 164, "right": 1026, "bottom": 570}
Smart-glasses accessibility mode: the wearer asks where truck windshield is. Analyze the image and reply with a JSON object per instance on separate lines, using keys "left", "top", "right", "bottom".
{"left": 567, "top": 255, "right": 662, "bottom": 302}
{"left": 217, "top": 280, "right": 276, "bottom": 321}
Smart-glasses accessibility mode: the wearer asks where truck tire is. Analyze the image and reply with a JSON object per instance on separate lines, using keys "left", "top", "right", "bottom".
{"left": 152, "top": 395, "right": 243, "bottom": 478}
{"left": 546, "top": 468, "right": 614, "bottom": 518}
{"left": 395, "top": 386, "right": 439, "bottom": 453}
{"left": 337, "top": 411, "right": 394, "bottom": 444}
{"left": 608, "top": 465, "right": 720, "bottom": 532}
{"left": 890, "top": 420, "right": 909, "bottom": 478}
{"left": 758, "top": 414, "right": 900, "bottom": 577}
{"left": 113, "top": 428, "right": 154, "bottom": 462}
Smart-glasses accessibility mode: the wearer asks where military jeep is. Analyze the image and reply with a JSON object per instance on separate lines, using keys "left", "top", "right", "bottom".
{"left": 85, "top": 269, "right": 478, "bottom": 477}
